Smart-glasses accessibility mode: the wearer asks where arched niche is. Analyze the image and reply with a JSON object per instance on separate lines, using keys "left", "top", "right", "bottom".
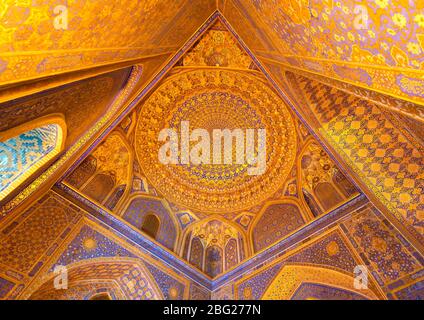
{"left": 65, "top": 155, "right": 97, "bottom": 188}
{"left": 298, "top": 140, "right": 359, "bottom": 217}
{"left": 141, "top": 213, "right": 161, "bottom": 240}
{"left": 291, "top": 283, "right": 369, "bottom": 300}
{"left": 27, "top": 258, "right": 164, "bottom": 300}
{"left": 262, "top": 264, "right": 380, "bottom": 300}
{"left": 122, "top": 194, "right": 179, "bottom": 251}
{"left": 89, "top": 293, "right": 112, "bottom": 300}
{"left": 181, "top": 216, "right": 247, "bottom": 277}
{"left": 0, "top": 115, "right": 67, "bottom": 201}
{"left": 64, "top": 130, "right": 133, "bottom": 212}
{"left": 189, "top": 237, "right": 204, "bottom": 270}
{"left": 205, "top": 246, "right": 223, "bottom": 278}
{"left": 250, "top": 198, "right": 308, "bottom": 253}
{"left": 313, "top": 181, "right": 344, "bottom": 211}
{"left": 82, "top": 172, "right": 116, "bottom": 204}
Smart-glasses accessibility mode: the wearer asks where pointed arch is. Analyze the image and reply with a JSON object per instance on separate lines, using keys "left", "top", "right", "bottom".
{"left": 89, "top": 292, "right": 112, "bottom": 300}
{"left": 181, "top": 215, "right": 248, "bottom": 277}
{"left": 262, "top": 264, "right": 379, "bottom": 300}
{"left": 297, "top": 138, "right": 358, "bottom": 217}
{"left": 26, "top": 257, "right": 164, "bottom": 300}
{"left": 63, "top": 130, "right": 133, "bottom": 213}
{"left": 0, "top": 114, "right": 66, "bottom": 201}
{"left": 181, "top": 215, "right": 248, "bottom": 257}
{"left": 189, "top": 236, "right": 204, "bottom": 270}
{"left": 141, "top": 213, "right": 161, "bottom": 240}
{"left": 205, "top": 245, "right": 223, "bottom": 278}
{"left": 121, "top": 193, "right": 180, "bottom": 251}
{"left": 249, "top": 197, "right": 309, "bottom": 253}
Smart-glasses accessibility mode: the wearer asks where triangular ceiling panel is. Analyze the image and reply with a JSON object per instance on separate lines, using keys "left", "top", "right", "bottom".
{"left": 0, "top": 3, "right": 423, "bottom": 300}
{"left": 60, "top": 17, "right": 362, "bottom": 278}
{"left": 0, "top": 0, "right": 216, "bottom": 85}
{"left": 221, "top": 0, "right": 424, "bottom": 108}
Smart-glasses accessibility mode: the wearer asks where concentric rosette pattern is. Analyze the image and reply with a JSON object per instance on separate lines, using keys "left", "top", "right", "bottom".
{"left": 135, "top": 70, "right": 296, "bottom": 213}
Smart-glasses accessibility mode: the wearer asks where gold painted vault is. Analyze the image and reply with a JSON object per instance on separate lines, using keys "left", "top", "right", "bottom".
{"left": 0, "top": 1, "right": 423, "bottom": 301}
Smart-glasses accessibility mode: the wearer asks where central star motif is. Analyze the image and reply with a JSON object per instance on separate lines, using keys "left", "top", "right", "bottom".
{"left": 135, "top": 69, "right": 297, "bottom": 213}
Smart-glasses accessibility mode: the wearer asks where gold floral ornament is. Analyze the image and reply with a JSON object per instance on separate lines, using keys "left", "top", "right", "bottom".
{"left": 191, "top": 219, "right": 239, "bottom": 248}
{"left": 183, "top": 28, "right": 252, "bottom": 69}
{"left": 135, "top": 70, "right": 297, "bottom": 214}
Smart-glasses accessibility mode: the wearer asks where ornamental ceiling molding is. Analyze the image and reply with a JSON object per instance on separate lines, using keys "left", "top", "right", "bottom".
{"left": 58, "top": 12, "right": 222, "bottom": 183}
{"left": 261, "top": 264, "right": 380, "bottom": 300}
{"left": 263, "top": 59, "right": 424, "bottom": 122}
{"left": 0, "top": 0, "right": 216, "bottom": 85}
{"left": 0, "top": 65, "right": 143, "bottom": 219}
{"left": 55, "top": 181, "right": 368, "bottom": 290}
{"left": 0, "top": 12, "right": 222, "bottom": 219}
{"left": 256, "top": 54, "right": 424, "bottom": 107}
{"left": 24, "top": 257, "right": 166, "bottom": 300}
{"left": 135, "top": 69, "right": 297, "bottom": 214}
{"left": 180, "top": 214, "right": 248, "bottom": 254}
{"left": 54, "top": 11, "right": 373, "bottom": 285}
{"left": 51, "top": 11, "right": 359, "bottom": 221}
{"left": 223, "top": 0, "right": 424, "bottom": 107}
{"left": 9, "top": 9, "right": 418, "bottom": 286}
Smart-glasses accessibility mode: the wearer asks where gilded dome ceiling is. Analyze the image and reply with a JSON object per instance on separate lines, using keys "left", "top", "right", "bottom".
{"left": 135, "top": 69, "right": 297, "bottom": 214}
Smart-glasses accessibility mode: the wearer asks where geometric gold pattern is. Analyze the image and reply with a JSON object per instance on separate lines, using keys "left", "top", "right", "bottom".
{"left": 293, "top": 75, "right": 424, "bottom": 243}
{"left": 262, "top": 264, "right": 379, "bottom": 300}
{"left": 135, "top": 69, "right": 297, "bottom": 213}
{"left": 183, "top": 21, "right": 252, "bottom": 69}
{"left": 1, "top": 3, "right": 423, "bottom": 301}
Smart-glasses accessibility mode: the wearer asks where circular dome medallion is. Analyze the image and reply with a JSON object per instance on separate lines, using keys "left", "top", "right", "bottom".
{"left": 135, "top": 70, "right": 296, "bottom": 214}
